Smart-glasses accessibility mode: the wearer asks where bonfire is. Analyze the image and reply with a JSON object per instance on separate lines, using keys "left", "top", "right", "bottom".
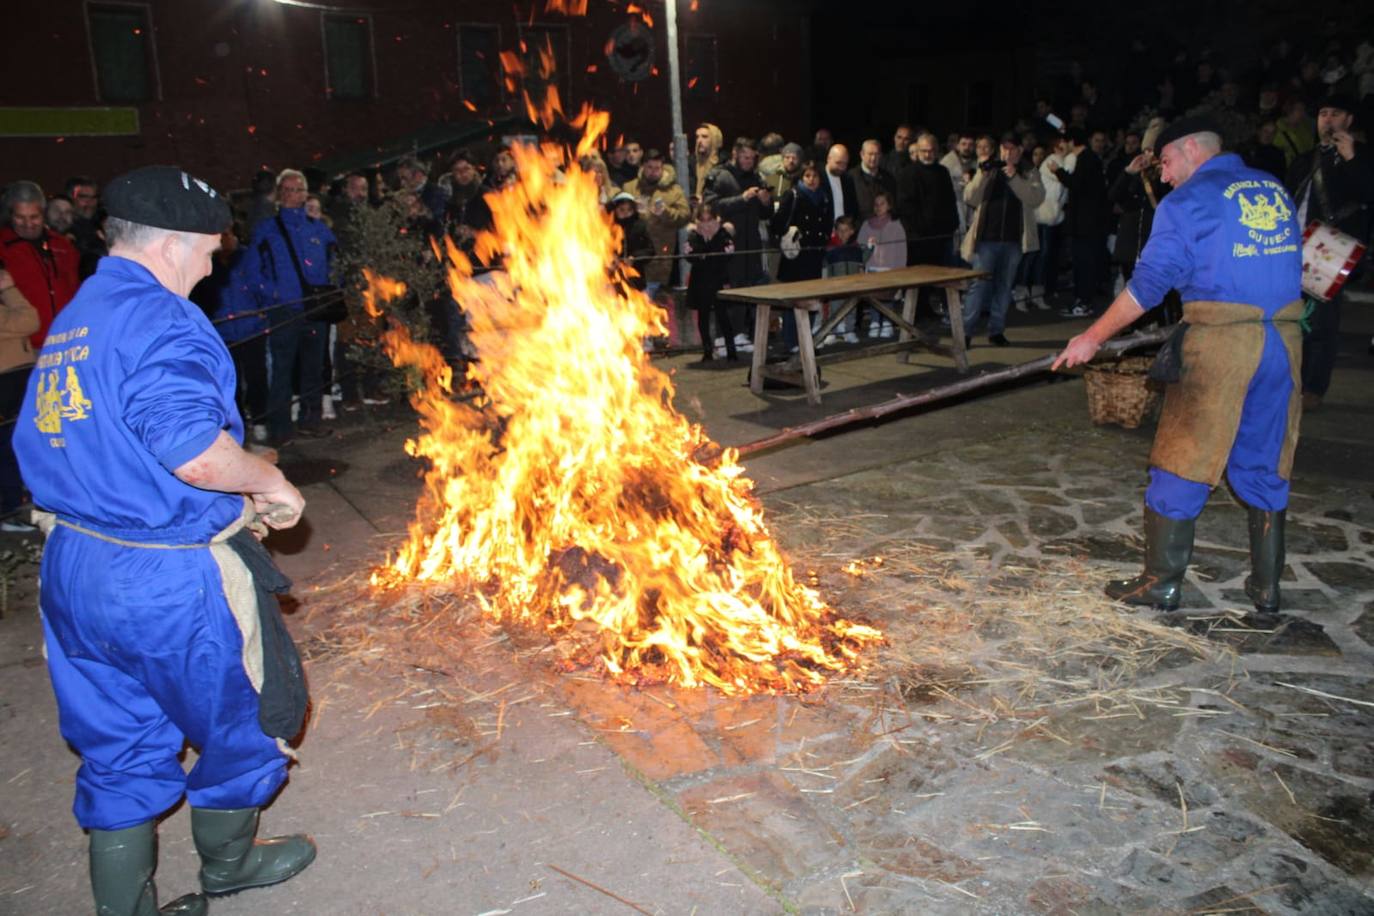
{"left": 362, "top": 54, "right": 879, "bottom": 695}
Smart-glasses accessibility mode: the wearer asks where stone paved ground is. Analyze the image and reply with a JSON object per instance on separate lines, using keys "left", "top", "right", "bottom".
{"left": 2, "top": 302, "right": 1373, "bottom": 914}
{"left": 683, "top": 428, "right": 1374, "bottom": 914}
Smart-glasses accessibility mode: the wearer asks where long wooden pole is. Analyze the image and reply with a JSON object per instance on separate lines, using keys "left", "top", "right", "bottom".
{"left": 734, "top": 328, "right": 1172, "bottom": 457}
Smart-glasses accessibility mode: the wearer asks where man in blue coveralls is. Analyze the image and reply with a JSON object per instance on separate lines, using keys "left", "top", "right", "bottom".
{"left": 1054, "top": 117, "right": 1305, "bottom": 613}
{"left": 14, "top": 166, "right": 316, "bottom": 915}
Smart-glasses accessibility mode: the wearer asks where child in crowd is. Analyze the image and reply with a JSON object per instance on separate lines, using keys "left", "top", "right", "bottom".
{"left": 685, "top": 201, "right": 737, "bottom": 361}
{"left": 823, "top": 215, "right": 871, "bottom": 344}
{"left": 858, "top": 191, "right": 907, "bottom": 339}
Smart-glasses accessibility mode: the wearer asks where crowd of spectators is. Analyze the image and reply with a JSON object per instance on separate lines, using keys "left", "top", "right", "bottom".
{"left": 1, "top": 34, "right": 1371, "bottom": 524}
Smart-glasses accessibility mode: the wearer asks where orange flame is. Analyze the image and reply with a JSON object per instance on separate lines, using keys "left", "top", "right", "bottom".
{"left": 544, "top": 0, "right": 588, "bottom": 13}
{"left": 365, "top": 77, "right": 878, "bottom": 695}
{"left": 626, "top": 3, "right": 655, "bottom": 27}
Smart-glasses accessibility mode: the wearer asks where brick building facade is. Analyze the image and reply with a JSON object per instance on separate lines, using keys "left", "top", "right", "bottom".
{"left": 2, "top": 0, "right": 811, "bottom": 193}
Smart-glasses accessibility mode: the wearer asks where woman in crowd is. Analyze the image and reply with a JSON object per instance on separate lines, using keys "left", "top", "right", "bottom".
{"left": 770, "top": 160, "right": 831, "bottom": 350}
{"left": 684, "top": 201, "right": 736, "bottom": 361}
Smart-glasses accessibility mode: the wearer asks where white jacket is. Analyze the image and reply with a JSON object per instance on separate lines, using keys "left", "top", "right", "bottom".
{"left": 1035, "top": 152, "right": 1075, "bottom": 227}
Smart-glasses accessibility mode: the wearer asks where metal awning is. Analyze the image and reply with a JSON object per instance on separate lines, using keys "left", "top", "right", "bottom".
{"left": 313, "top": 114, "right": 529, "bottom": 177}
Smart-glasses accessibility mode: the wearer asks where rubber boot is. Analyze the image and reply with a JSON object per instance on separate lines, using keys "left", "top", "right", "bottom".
{"left": 1104, "top": 506, "right": 1196, "bottom": 610}
{"left": 90, "top": 823, "right": 207, "bottom": 916}
{"left": 191, "top": 807, "right": 316, "bottom": 897}
{"left": 1244, "top": 506, "right": 1285, "bottom": 613}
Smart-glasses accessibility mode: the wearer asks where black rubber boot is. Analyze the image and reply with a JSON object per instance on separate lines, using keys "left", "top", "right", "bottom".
{"left": 90, "top": 822, "right": 207, "bottom": 916}
{"left": 1105, "top": 506, "right": 1196, "bottom": 611}
{"left": 1244, "top": 506, "right": 1285, "bottom": 613}
{"left": 191, "top": 807, "right": 316, "bottom": 897}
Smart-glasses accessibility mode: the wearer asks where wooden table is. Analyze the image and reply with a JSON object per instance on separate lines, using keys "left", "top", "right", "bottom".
{"left": 717, "top": 264, "right": 987, "bottom": 405}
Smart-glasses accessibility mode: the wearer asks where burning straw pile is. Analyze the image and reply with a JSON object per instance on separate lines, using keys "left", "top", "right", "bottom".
{"left": 354, "top": 114, "right": 878, "bottom": 696}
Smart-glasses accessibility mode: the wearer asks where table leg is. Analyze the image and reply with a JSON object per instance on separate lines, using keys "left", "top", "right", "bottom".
{"left": 749, "top": 304, "right": 770, "bottom": 395}
{"left": 945, "top": 285, "right": 970, "bottom": 373}
{"left": 812, "top": 297, "right": 857, "bottom": 347}
{"left": 897, "top": 288, "right": 920, "bottom": 363}
{"left": 794, "top": 305, "right": 821, "bottom": 405}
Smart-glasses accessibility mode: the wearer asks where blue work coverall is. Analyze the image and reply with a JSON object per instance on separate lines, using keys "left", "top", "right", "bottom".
{"left": 14, "top": 256, "right": 287, "bottom": 831}
{"left": 1125, "top": 153, "right": 1304, "bottom": 520}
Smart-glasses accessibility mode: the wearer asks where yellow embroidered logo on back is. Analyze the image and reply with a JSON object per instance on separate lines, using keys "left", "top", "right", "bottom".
{"left": 1237, "top": 192, "right": 1292, "bottom": 232}
{"left": 33, "top": 366, "right": 94, "bottom": 435}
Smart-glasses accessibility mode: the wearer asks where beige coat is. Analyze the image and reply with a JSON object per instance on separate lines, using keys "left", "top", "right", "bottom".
{"left": 0, "top": 274, "right": 40, "bottom": 374}
{"left": 960, "top": 166, "right": 1045, "bottom": 263}
{"left": 622, "top": 173, "right": 690, "bottom": 285}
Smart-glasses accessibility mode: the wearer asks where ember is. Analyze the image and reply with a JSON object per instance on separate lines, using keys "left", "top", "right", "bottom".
{"left": 363, "top": 86, "right": 878, "bottom": 695}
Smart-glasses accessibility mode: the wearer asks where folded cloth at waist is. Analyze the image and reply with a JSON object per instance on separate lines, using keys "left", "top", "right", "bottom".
{"left": 1180, "top": 298, "right": 1304, "bottom": 326}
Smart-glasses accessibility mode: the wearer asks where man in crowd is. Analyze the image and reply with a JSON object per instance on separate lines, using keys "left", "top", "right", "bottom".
{"left": 240, "top": 168, "right": 337, "bottom": 446}
{"left": 622, "top": 148, "right": 690, "bottom": 300}
{"left": 1054, "top": 127, "right": 1111, "bottom": 317}
{"left": 959, "top": 136, "right": 1044, "bottom": 347}
{"left": 396, "top": 156, "right": 446, "bottom": 224}
{"left": 824, "top": 144, "right": 859, "bottom": 226}
{"left": 704, "top": 136, "right": 773, "bottom": 290}
{"left": 327, "top": 172, "right": 370, "bottom": 246}
{"left": 0, "top": 180, "right": 81, "bottom": 349}
{"left": 883, "top": 124, "right": 914, "bottom": 178}
{"left": 897, "top": 131, "right": 960, "bottom": 317}
{"left": 443, "top": 150, "right": 493, "bottom": 267}
{"left": 758, "top": 132, "right": 786, "bottom": 178}
{"left": 898, "top": 132, "right": 959, "bottom": 266}
{"left": 941, "top": 131, "right": 977, "bottom": 239}
{"left": 690, "top": 123, "right": 725, "bottom": 203}
{"left": 1274, "top": 98, "right": 1315, "bottom": 168}
{"left": 606, "top": 141, "right": 638, "bottom": 187}
{"left": 15, "top": 165, "right": 315, "bottom": 916}
{"left": 1054, "top": 119, "right": 1305, "bottom": 616}
{"left": 622, "top": 138, "right": 645, "bottom": 180}
{"left": 850, "top": 139, "right": 895, "bottom": 224}
{"left": 487, "top": 146, "right": 517, "bottom": 191}
{"left": 810, "top": 128, "right": 835, "bottom": 166}
{"left": 45, "top": 196, "right": 75, "bottom": 235}
{"left": 1285, "top": 94, "right": 1374, "bottom": 410}
{"left": 64, "top": 176, "right": 107, "bottom": 278}
{"left": 764, "top": 142, "right": 805, "bottom": 199}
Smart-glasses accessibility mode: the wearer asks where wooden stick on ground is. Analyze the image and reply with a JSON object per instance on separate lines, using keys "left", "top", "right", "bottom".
{"left": 546, "top": 863, "right": 655, "bottom": 915}
{"left": 736, "top": 328, "right": 1172, "bottom": 457}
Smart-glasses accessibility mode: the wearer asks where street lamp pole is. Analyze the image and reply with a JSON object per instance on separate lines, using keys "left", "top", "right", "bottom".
{"left": 664, "top": 0, "right": 690, "bottom": 200}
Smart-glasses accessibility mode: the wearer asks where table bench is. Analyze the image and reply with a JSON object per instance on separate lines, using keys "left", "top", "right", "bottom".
{"left": 717, "top": 264, "right": 988, "bottom": 405}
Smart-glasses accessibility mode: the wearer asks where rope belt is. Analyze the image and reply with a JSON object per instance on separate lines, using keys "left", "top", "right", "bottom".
{"left": 33, "top": 497, "right": 256, "bottom": 548}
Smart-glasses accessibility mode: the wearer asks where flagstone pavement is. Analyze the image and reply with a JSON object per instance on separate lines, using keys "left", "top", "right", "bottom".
{"left": 2, "top": 305, "right": 1372, "bottom": 915}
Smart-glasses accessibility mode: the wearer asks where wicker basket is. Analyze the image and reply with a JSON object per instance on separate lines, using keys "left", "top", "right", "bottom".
{"left": 1083, "top": 355, "right": 1162, "bottom": 429}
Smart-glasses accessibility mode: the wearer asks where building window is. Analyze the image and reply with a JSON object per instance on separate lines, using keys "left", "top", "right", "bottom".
{"left": 457, "top": 24, "right": 501, "bottom": 108}
{"left": 323, "top": 14, "right": 375, "bottom": 100}
{"left": 87, "top": 3, "right": 158, "bottom": 103}
{"left": 518, "top": 24, "right": 570, "bottom": 102}
{"left": 684, "top": 35, "right": 716, "bottom": 100}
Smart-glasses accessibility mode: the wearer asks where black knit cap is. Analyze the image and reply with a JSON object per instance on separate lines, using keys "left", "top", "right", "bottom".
{"left": 1317, "top": 93, "right": 1358, "bottom": 116}
{"left": 103, "top": 165, "right": 231, "bottom": 233}
{"left": 1151, "top": 116, "right": 1224, "bottom": 154}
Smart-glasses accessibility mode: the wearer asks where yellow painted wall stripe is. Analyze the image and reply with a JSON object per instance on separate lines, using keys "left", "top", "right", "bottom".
{"left": 0, "top": 107, "right": 140, "bottom": 137}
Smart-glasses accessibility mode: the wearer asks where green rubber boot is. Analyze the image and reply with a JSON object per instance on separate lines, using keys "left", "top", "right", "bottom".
{"left": 1104, "top": 506, "right": 1196, "bottom": 611}
{"left": 89, "top": 822, "right": 207, "bottom": 916}
{"left": 191, "top": 807, "right": 316, "bottom": 897}
{"left": 1244, "top": 506, "right": 1285, "bottom": 613}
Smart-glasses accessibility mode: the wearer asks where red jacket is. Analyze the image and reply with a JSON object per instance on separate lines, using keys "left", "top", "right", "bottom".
{"left": 0, "top": 226, "right": 81, "bottom": 347}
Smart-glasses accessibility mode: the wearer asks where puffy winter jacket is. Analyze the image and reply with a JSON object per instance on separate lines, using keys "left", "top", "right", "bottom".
{"left": 0, "top": 227, "right": 80, "bottom": 347}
